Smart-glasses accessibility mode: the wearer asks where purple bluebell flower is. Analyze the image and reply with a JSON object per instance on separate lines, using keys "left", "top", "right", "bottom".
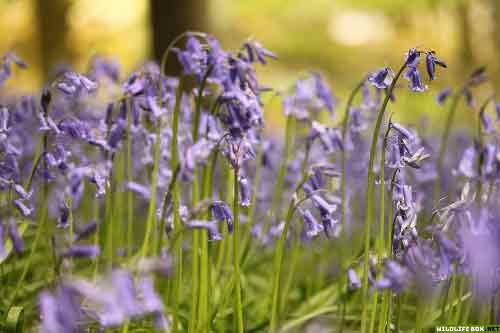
{"left": 89, "top": 56, "right": 120, "bottom": 82}
{"left": 108, "top": 119, "right": 126, "bottom": 150}
{"left": 463, "top": 88, "right": 475, "bottom": 108}
{"left": 185, "top": 138, "right": 217, "bottom": 171}
{"left": 41, "top": 87, "right": 51, "bottom": 114}
{"left": 238, "top": 175, "right": 252, "bottom": 207}
{"left": 374, "top": 261, "right": 408, "bottom": 293}
{"left": 368, "top": 67, "right": 393, "bottom": 89}
{"left": 242, "top": 40, "right": 277, "bottom": 65}
{"left": 467, "top": 67, "right": 487, "bottom": 87}
{"left": 112, "top": 270, "right": 142, "bottom": 316}
{"left": 139, "top": 276, "right": 164, "bottom": 313}
{"left": 0, "top": 52, "right": 27, "bottom": 86}
{"left": 348, "top": 268, "right": 361, "bottom": 290}
{"left": 405, "top": 48, "right": 420, "bottom": 69}
{"left": 126, "top": 181, "right": 151, "bottom": 200}
{"left": 58, "top": 117, "right": 89, "bottom": 140}
{"left": 174, "top": 35, "right": 207, "bottom": 77}
{"left": 185, "top": 220, "right": 223, "bottom": 241}
{"left": 300, "top": 209, "right": 324, "bottom": 240}
{"left": 39, "top": 288, "right": 81, "bottom": 333}
{"left": 74, "top": 221, "right": 99, "bottom": 242}
{"left": 62, "top": 245, "right": 100, "bottom": 259}
{"left": 12, "top": 183, "right": 32, "bottom": 200}
{"left": 437, "top": 88, "right": 452, "bottom": 106}
{"left": 495, "top": 102, "right": 500, "bottom": 122}
{"left": 311, "top": 195, "right": 337, "bottom": 216}
{"left": 458, "top": 146, "right": 477, "bottom": 178}
{"left": 13, "top": 199, "right": 32, "bottom": 217}
{"left": 8, "top": 221, "right": 24, "bottom": 254}
{"left": 312, "top": 72, "right": 335, "bottom": 114}
{"left": 211, "top": 201, "right": 233, "bottom": 233}
{"left": 425, "top": 51, "right": 447, "bottom": 80}
{"left": 480, "top": 109, "right": 493, "bottom": 133}
{"left": 404, "top": 68, "right": 427, "bottom": 92}
{"left": 56, "top": 71, "right": 97, "bottom": 96}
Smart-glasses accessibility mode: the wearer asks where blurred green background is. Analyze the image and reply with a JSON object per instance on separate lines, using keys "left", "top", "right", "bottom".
{"left": 0, "top": 0, "right": 498, "bottom": 132}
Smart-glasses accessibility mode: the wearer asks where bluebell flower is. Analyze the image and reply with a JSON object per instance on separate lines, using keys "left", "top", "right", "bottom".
{"left": 300, "top": 209, "right": 324, "bottom": 240}
{"left": 242, "top": 40, "right": 277, "bottom": 65}
{"left": 185, "top": 138, "right": 217, "bottom": 172}
{"left": 368, "top": 67, "right": 393, "bottom": 89}
{"left": 238, "top": 175, "right": 252, "bottom": 207}
{"left": 480, "top": 109, "right": 493, "bottom": 133}
{"left": 62, "top": 245, "right": 100, "bottom": 259}
{"left": 425, "top": 51, "right": 447, "bottom": 81}
{"left": 463, "top": 88, "right": 475, "bottom": 107}
{"left": 404, "top": 68, "right": 427, "bottom": 92}
{"left": 467, "top": 67, "right": 487, "bottom": 87}
{"left": 437, "top": 88, "right": 452, "bottom": 106}
{"left": 0, "top": 52, "right": 27, "bottom": 86}
{"left": 185, "top": 220, "right": 223, "bottom": 241}
{"left": 112, "top": 270, "right": 142, "bottom": 316}
{"left": 348, "top": 268, "right": 361, "bottom": 290}
{"left": 174, "top": 35, "right": 207, "bottom": 78}
{"left": 405, "top": 48, "right": 420, "bottom": 69}
{"left": 211, "top": 201, "right": 234, "bottom": 233}
{"left": 374, "top": 261, "right": 408, "bottom": 293}
{"left": 139, "top": 276, "right": 164, "bottom": 313}
{"left": 89, "top": 56, "right": 120, "bottom": 82}
{"left": 39, "top": 287, "right": 81, "bottom": 333}
{"left": 496, "top": 102, "right": 500, "bottom": 122}
{"left": 312, "top": 73, "right": 335, "bottom": 114}
{"left": 56, "top": 71, "right": 97, "bottom": 96}
{"left": 458, "top": 146, "right": 477, "bottom": 178}
{"left": 8, "top": 220, "right": 24, "bottom": 255}
{"left": 74, "top": 221, "right": 99, "bottom": 242}
{"left": 13, "top": 199, "right": 32, "bottom": 217}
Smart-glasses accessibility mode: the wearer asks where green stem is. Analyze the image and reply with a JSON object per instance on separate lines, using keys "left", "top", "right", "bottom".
{"left": 268, "top": 115, "right": 295, "bottom": 226}
{"left": 341, "top": 79, "right": 366, "bottom": 227}
{"left": 434, "top": 91, "right": 462, "bottom": 203}
{"left": 126, "top": 98, "right": 134, "bottom": 256}
{"left": 170, "top": 78, "right": 184, "bottom": 333}
{"left": 360, "top": 61, "right": 407, "bottom": 333}
{"left": 233, "top": 167, "right": 244, "bottom": 333}
{"left": 138, "top": 121, "right": 161, "bottom": 257}
{"left": 269, "top": 172, "right": 310, "bottom": 333}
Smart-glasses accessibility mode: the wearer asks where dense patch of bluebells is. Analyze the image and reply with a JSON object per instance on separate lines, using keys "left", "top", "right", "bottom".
{"left": 0, "top": 33, "right": 499, "bottom": 332}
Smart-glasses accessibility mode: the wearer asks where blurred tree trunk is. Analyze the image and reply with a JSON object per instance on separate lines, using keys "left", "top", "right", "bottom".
{"left": 492, "top": 0, "right": 500, "bottom": 90}
{"left": 457, "top": 0, "right": 474, "bottom": 70}
{"left": 149, "top": 0, "right": 208, "bottom": 75}
{"left": 34, "top": 0, "right": 71, "bottom": 81}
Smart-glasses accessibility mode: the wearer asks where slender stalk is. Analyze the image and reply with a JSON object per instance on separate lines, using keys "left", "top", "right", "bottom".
{"left": 360, "top": 61, "right": 408, "bottom": 333}
{"left": 138, "top": 121, "right": 161, "bottom": 257}
{"left": 269, "top": 172, "right": 310, "bottom": 333}
{"left": 279, "top": 144, "right": 310, "bottom": 313}
{"left": 268, "top": 115, "right": 295, "bottom": 226}
{"left": 198, "top": 158, "right": 215, "bottom": 332}
{"left": 232, "top": 167, "right": 244, "bottom": 333}
{"left": 476, "top": 94, "right": 495, "bottom": 206}
{"left": 126, "top": 98, "right": 134, "bottom": 256}
{"left": 170, "top": 78, "right": 184, "bottom": 333}
{"left": 434, "top": 91, "right": 462, "bottom": 203}
{"left": 193, "top": 66, "right": 214, "bottom": 332}
{"left": 340, "top": 79, "right": 366, "bottom": 227}
{"left": 375, "top": 121, "right": 392, "bottom": 332}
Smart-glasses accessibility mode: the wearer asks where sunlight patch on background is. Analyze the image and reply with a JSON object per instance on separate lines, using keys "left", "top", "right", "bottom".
{"left": 68, "top": 0, "right": 149, "bottom": 73}
{"left": 328, "top": 10, "right": 395, "bottom": 46}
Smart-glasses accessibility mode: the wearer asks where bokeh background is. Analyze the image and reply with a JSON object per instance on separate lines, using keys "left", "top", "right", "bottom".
{"left": 0, "top": 0, "right": 498, "bottom": 132}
